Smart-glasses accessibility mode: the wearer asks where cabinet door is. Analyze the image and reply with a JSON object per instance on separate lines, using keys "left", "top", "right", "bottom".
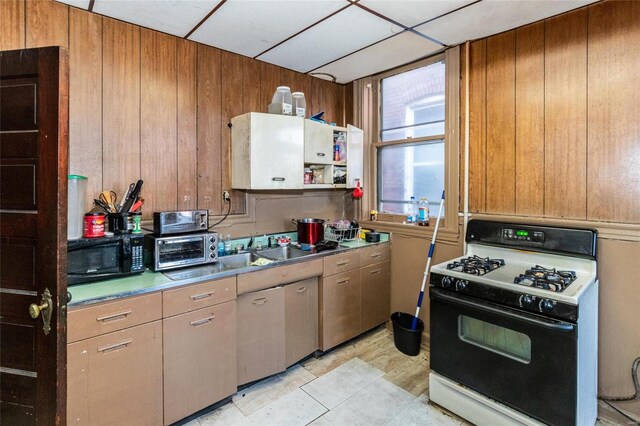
{"left": 163, "top": 301, "right": 237, "bottom": 425}
{"left": 346, "top": 124, "right": 364, "bottom": 188}
{"left": 360, "top": 262, "right": 391, "bottom": 331}
{"left": 320, "top": 269, "right": 361, "bottom": 351}
{"left": 67, "top": 321, "right": 163, "bottom": 426}
{"left": 237, "top": 286, "right": 286, "bottom": 385}
{"left": 285, "top": 278, "right": 319, "bottom": 367}
{"left": 304, "top": 119, "right": 333, "bottom": 164}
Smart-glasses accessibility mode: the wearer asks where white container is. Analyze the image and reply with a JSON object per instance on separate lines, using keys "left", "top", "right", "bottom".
{"left": 269, "top": 86, "right": 292, "bottom": 115}
{"left": 67, "top": 175, "right": 87, "bottom": 240}
{"left": 292, "top": 92, "right": 306, "bottom": 117}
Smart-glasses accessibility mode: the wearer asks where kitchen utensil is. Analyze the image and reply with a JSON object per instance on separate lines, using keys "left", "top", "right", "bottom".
{"left": 352, "top": 180, "right": 363, "bottom": 199}
{"left": 121, "top": 179, "right": 143, "bottom": 212}
{"left": 94, "top": 198, "right": 110, "bottom": 213}
{"left": 99, "top": 190, "right": 118, "bottom": 213}
{"left": 119, "top": 183, "right": 135, "bottom": 212}
{"left": 365, "top": 231, "right": 380, "bottom": 243}
{"left": 292, "top": 218, "right": 325, "bottom": 246}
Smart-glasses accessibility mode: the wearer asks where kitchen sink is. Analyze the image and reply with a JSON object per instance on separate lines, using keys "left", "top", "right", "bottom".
{"left": 218, "top": 252, "right": 273, "bottom": 269}
{"left": 256, "top": 246, "right": 310, "bottom": 260}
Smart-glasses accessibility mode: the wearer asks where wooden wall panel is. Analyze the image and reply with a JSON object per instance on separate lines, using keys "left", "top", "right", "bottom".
{"left": 197, "top": 45, "right": 223, "bottom": 215}
{"left": 587, "top": 0, "right": 640, "bottom": 223}
{"left": 485, "top": 31, "right": 515, "bottom": 214}
{"left": 69, "top": 8, "right": 102, "bottom": 209}
{"left": 260, "top": 61, "right": 283, "bottom": 114}
{"left": 515, "top": 22, "right": 545, "bottom": 216}
{"left": 0, "top": 0, "right": 25, "bottom": 51}
{"left": 221, "top": 51, "right": 246, "bottom": 215}
{"left": 242, "top": 57, "right": 262, "bottom": 114}
{"left": 141, "top": 29, "right": 177, "bottom": 218}
{"left": 26, "top": 0, "right": 68, "bottom": 49}
{"left": 344, "top": 82, "right": 354, "bottom": 127}
{"left": 176, "top": 39, "right": 198, "bottom": 211}
{"left": 544, "top": 10, "right": 587, "bottom": 219}
{"left": 468, "top": 40, "right": 486, "bottom": 213}
{"left": 102, "top": 18, "right": 141, "bottom": 197}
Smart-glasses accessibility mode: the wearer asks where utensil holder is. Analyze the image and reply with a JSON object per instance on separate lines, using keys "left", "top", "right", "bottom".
{"left": 108, "top": 212, "right": 131, "bottom": 234}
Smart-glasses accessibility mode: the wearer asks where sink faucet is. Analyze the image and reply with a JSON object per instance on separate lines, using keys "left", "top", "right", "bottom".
{"left": 268, "top": 236, "right": 274, "bottom": 248}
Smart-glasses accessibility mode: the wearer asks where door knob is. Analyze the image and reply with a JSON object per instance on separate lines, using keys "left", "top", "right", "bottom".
{"left": 29, "top": 288, "right": 53, "bottom": 335}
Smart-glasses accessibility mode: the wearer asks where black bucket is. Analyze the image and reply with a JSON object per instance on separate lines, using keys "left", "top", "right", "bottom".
{"left": 391, "top": 312, "right": 424, "bottom": 356}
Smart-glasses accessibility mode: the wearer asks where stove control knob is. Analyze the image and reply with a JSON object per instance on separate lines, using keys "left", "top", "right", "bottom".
{"left": 540, "top": 299, "right": 554, "bottom": 312}
{"left": 209, "top": 253, "right": 215, "bottom": 259}
{"left": 209, "top": 236, "right": 215, "bottom": 243}
{"left": 442, "top": 276, "right": 454, "bottom": 289}
{"left": 456, "top": 279, "right": 468, "bottom": 291}
{"left": 520, "top": 295, "right": 533, "bottom": 307}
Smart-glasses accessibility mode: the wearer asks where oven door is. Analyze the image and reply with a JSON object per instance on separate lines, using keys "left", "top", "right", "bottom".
{"left": 67, "top": 240, "right": 123, "bottom": 284}
{"left": 156, "top": 236, "right": 207, "bottom": 269}
{"left": 429, "top": 287, "right": 577, "bottom": 426}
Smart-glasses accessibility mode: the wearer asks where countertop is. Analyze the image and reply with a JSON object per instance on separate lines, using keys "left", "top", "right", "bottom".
{"left": 68, "top": 235, "right": 390, "bottom": 308}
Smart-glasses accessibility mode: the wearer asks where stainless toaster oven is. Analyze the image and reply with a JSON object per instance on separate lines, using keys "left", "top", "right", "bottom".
{"left": 144, "top": 232, "right": 218, "bottom": 271}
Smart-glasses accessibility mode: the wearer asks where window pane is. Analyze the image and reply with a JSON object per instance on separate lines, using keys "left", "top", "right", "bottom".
{"left": 377, "top": 142, "right": 444, "bottom": 215}
{"left": 381, "top": 61, "right": 445, "bottom": 142}
{"left": 458, "top": 315, "right": 532, "bottom": 364}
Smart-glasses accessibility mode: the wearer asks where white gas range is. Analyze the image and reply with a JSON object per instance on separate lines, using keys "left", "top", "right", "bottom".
{"left": 428, "top": 220, "right": 598, "bottom": 426}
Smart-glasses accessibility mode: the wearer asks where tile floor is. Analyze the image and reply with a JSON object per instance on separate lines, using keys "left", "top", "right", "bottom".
{"left": 186, "top": 326, "right": 465, "bottom": 426}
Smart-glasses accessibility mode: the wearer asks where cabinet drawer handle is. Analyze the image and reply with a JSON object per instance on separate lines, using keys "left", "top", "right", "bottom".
{"left": 252, "top": 297, "right": 268, "bottom": 305}
{"left": 370, "top": 269, "right": 382, "bottom": 275}
{"left": 370, "top": 253, "right": 381, "bottom": 259}
{"left": 98, "top": 339, "right": 132, "bottom": 353}
{"left": 336, "top": 261, "right": 350, "bottom": 266}
{"left": 337, "top": 278, "right": 350, "bottom": 285}
{"left": 96, "top": 310, "right": 132, "bottom": 323}
{"left": 190, "top": 291, "right": 214, "bottom": 301}
{"left": 296, "top": 286, "right": 308, "bottom": 294}
{"left": 317, "top": 152, "right": 326, "bottom": 157}
{"left": 272, "top": 177, "right": 285, "bottom": 181}
{"left": 190, "top": 315, "right": 215, "bottom": 327}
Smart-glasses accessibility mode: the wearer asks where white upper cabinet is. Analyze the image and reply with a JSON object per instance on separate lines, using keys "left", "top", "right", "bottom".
{"left": 304, "top": 120, "right": 334, "bottom": 165}
{"left": 231, "top": 113, "right": 304, "bottom": 190}
{"left": 346, "top": 124, "right": 364, "bottom": 189}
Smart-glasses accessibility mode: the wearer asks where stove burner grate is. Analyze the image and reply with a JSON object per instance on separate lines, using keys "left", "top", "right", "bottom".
{"left": 514, "top": 265, "right": 577, "bottom": 292}
{"left": 446, "top": 255, "right": 505, "bottom": 276}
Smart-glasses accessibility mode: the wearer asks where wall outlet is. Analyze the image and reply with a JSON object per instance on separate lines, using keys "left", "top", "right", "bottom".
{"left": 222, "top": 190, "right": 230, "bottom": 202}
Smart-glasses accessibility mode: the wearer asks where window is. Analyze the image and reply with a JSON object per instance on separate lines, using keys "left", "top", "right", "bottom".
{"left": 377, "top": 60, "right": 447, "bottom": 216}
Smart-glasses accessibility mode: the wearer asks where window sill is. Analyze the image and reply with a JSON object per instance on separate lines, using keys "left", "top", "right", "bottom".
{"left": 360, "top": 219, "right": 460, "bottom": 243}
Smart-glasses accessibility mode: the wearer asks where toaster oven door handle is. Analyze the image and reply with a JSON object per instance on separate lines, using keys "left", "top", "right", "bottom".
{"left": 431, "top": 288, "right": 575, "bottom": 332}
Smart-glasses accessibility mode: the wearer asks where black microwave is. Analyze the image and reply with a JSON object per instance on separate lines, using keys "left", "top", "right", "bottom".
{"left": 67, "top": 234, "right": 145, "bottom": 285}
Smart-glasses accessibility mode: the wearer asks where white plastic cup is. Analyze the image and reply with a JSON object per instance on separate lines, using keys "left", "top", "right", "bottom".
{"left": 271, "top": 86, "right": 292, "bottom": 115}
{"left": 68, "top": 175, "right": 88, "bottom": 240}
{"left": 292, "top": 92, "right": 306, "bottom": 117}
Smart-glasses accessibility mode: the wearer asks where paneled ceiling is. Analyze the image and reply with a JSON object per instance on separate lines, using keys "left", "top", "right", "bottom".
{"left": 56, "top": 0, "right": 598, "bottom": 84}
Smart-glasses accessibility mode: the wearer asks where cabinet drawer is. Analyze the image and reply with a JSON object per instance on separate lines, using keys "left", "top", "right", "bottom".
{"left": 323, "top": 250, "right": 360, "bottom": 276}
{"left": 68, "top": 293, "right": 162, "bottom": 343}
{"left": 237, "top": 259, "right": 322, "bottom": 295}
{"left": 359, "top": 244, "right": 390, "bottom": 268}
{"left": 67, "top": 320, "right": 163, "bottom": 425}
{"left": 163, "top": 276, "right": 236, "bottom": 318}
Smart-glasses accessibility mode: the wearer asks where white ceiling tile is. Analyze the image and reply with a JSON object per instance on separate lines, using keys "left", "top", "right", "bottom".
{"left": 55, "top": 0, "right": 91, "bottom": 9}
{"left": 189, "top": 0, "right": 346, "bottom": 58}
{"left": 258, "top": 5, "right": 403, "bottom": 73}
{"left": 414, "top": 0, "right": 598, "bottom": 45}
{"left": 313, "top": 31, "right": 442, "bottom": 83}
{"left": 93, "top": 0, "right": 221, "bottom": 38}
{"left": 358, "top": 0, "right": 474, "bottom": 28}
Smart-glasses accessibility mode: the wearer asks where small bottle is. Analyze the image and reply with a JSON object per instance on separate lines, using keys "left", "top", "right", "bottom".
{"left": 218, "top": 241, "right": 225, "bottom": 257}
{"left": 418, "top": 197, "right": 429, "bottom": 225}
{"left": 409, "top": 196, "right": 418, "bottom": 223}
{"left": 224, "top": 234, "right": 232, "bottom": 255}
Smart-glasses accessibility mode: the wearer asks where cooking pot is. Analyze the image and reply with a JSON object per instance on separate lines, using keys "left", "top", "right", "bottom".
{"left": 292, "top": 218, "right": 325, "bottom": 246}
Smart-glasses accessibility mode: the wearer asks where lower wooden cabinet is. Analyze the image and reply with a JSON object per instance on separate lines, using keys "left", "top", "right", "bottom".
{"left": 237, "top": 286, "right": 286, "bottom": 385}
{"left": 320, "top": 269, "right": 361, "bottom": 351}
{"left": 285, "top": 277, "right": 319, "bottom": 367}
{"left": 163, "top": 301, "right": 237, "bottom": 425}
{"left": 361, "top": 261, "right": 391, "bottom": 331}
{"left": 67, "top": 321, "right": 163, "bottom": 426}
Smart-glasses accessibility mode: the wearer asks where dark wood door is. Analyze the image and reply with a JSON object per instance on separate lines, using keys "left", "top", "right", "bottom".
{"left": 0, "top": 47, "right": 69, "bottom": 425}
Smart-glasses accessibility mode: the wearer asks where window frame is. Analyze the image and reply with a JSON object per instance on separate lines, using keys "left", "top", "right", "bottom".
{"left": 365, "top": 48, "right": 460, "bottom": 234}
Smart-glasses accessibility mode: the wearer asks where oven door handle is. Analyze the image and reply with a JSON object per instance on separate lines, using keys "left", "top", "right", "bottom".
{"left": 431, "top": 288, "right": 575, "bottom": 332}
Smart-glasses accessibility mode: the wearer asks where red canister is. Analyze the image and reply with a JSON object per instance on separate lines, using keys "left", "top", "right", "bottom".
{"left": 83, "top": 212, "right": 106, "bottom": 238}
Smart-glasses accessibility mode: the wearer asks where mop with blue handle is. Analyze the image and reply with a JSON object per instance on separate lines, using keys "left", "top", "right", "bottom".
{"left": 411, "top": 190, "right": 445, "bottom": 330}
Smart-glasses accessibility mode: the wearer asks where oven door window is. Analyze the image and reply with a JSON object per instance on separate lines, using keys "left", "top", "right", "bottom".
{"left": 158, "top": 239, "right": 205, "bottom": 265}
{"left": 68, "top": 243, "right": 121, "bottom": 275}
{"left": 458, "top": 315, "right": 532, "bottom": 364}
